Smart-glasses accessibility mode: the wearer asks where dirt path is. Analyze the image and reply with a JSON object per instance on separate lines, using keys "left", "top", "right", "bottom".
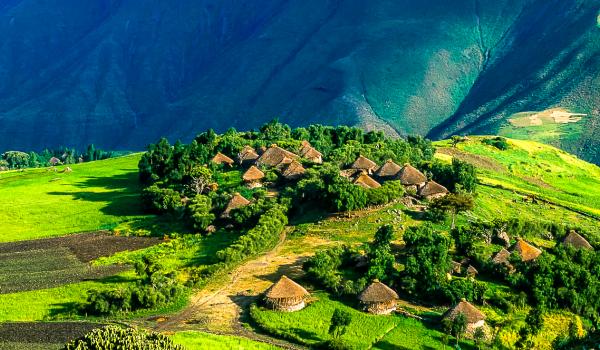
{"left": 153, "top": 228, "right": 309, "bottom": 348}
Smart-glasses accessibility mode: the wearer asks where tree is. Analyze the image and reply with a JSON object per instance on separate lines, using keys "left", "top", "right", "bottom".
{"left": 2, "top": 151, "right": 30, "bottom": 169}
{"left": 429, "top": 193, "right": 474, "bottom": 229}
{"left": 188, "top": 195, "right": 215, "bottom": 231}
{"left": 328, "top": 308, "right": 352, "bottom": 339}
{"left": 367, "top": 225, "right": 396, "bottom": 282}
{"left": 451, "top": 135, "right": 463, "bottom": 148}
{"left": 442, "top": 313, "right": 467, "bottom": 346}
{"left": 188, "top": 165, "right": 213, "bottom": 195}
{"left": 474, "top": 326, "right": 486, "bottom": 349}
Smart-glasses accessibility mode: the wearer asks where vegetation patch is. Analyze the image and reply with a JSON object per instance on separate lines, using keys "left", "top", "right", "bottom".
{"left": 170, "top": 331, "right": 282, "bottom": 350}
{"left": 0, "top": 322, "right": 105, "bottom": 348}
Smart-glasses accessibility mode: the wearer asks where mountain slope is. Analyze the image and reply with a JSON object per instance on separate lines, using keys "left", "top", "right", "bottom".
{"left": 0, "top": 0, "right": 598, "bottom": 164}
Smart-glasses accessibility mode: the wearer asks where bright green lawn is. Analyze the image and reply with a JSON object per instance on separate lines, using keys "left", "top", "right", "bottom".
{"left": 171, "top": 331, "right": 281, "bottom": 350}
{"left": 0, "top": 154, "right": 148, "bottom": 242}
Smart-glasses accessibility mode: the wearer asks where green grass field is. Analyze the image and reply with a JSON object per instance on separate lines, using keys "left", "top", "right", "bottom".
{"left": 0, "top": 154, "right": 147, "bottom": 242}
{"left": 171, "top": 331, "right": 282, "bottom": 350}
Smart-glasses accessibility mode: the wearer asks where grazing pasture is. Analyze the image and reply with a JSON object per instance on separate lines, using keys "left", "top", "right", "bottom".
{"left": 170, "top": 331, "right": 282, "bottom": 350}
{"left": 0, "top": 154, "right": 147, "bottom": 242}
{"left": 0, "top": 232, "right": 160, "bottom": 293}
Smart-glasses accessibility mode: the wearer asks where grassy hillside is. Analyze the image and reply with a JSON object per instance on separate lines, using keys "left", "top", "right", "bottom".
{"left": 0, "top": 154, "right": 147, "bottom": 242}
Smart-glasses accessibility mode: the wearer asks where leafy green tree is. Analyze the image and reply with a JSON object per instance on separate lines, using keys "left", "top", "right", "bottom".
{"left": 366, "top": 225, "right": 396, "bottom": 282}
{"left": 429, "top": 192, "right": 474, "bottom": 229}
{"left": 442, "top": 312, "right": 467, "bottom": 346}
{"left": 188, "top": 195, "right": 215, "bottom": 231}
{"left": 259, "top": 119, "right": 291, "bottom": 140}
{"left": 2, "top": 151, "right": 30, "bottom": 169}
{"left": 188, "top": 165, "right": 213, "bottom": 195}
{"left": 328, "top": 308, "right": 353, "bottom": 339}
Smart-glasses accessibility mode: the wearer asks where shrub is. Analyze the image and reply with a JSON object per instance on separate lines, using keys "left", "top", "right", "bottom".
{"left": 482, "top": 137, "right": 509, "bottom": 150}
{"left": 63, "top": 325, "right": 183, "bottom": 350}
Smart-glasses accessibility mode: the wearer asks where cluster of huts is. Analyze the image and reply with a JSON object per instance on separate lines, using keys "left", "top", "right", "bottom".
{"left": 340, "top": 155, "right": 448, "bottom": 200}
{"left": 262, "top": 276, "right": 487, "bottom": 335}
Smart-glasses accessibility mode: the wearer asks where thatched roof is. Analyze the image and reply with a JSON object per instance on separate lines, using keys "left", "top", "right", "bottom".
{"left": 281, "top": 160, "right": 306, "bottom": 179}
{"left": 358, "top": 280, "right": 398, "bottom": 303}
{"left": 375, "top": 160, "right": 402, "bottom": 178}
{"left": 340, "top": 169, "right": 361, "bottom": 179}
{"left": 563, "top": 231, "right": 593, "bottom": 250}
{"left": 396, "top": 164, "right": 427, "bottom": 185}
{"left": 222, "top": 193, "right": 251, "bottom": 217}
{"left": 238, "top": 146, "right": 259, "bottom": 164}
{"left": 212, "top": 152, "right": 234, "bottom": 165}
{"left": 299, "top": 140, "right": 312, "bottom": 155}
{"left": 444, "top": 299, "right": 486, "bottom": 324}
{"left": 512, "top": 239, "right": 542, "bottom": 262}
{"left": 257, "top": 145, "right": 299, "bottom": 167}
{"left": 450, "top": 260, "right": 462, "bottom": 274}
{"left": 354, "top": 173, "right": 381, "bottom": 189}
{"left": 264, "top": 275, "right": 309, "bottom": 299}
{"left": 243, "top": 166, "right": 265, "bottom": 182}
{"left": 350, "top": 155, "right": 378, "bottom": 172}
{"left": 418, "top": 181, "right": 448, "bottom": 197}
{"left": 49, "top": 157, "right": 61, "bottom": 165}
{"left": 466, "top": 265, "right": 478, "bottom": 276}
{"left": 492, "top": 248, "right": 511, "bottom": 265}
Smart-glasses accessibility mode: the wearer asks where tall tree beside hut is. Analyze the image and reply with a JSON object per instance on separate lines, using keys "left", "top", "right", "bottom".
{"left": 188, "top": 166, "right": 213, "bottom": 195}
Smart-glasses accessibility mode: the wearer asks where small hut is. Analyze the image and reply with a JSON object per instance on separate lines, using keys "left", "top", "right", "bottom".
{"left": 242, "top": 166, "right": 265, "bottom": 188}
{"left": 350, "top": 155, "right": 378, "bottom": 174}
{"left": 221, "top": 193, "right": 251, "bottom": 218}
{"left": 494, "top": 231, "right": 511, "bottom": 247}
{"left": 417, "top": 181, "right": 448, "bottom": 200}
{"left": 563, "top": 231, "right": 593, "bottom": 250}
{"left": 339, "top": 168, "right": 361, "bottom": 179}
{"left": 492, "top": 248, "right": 514, "bottom": 272}
{"left": 49, "top": 157, "right": 61, "bottom": 166}
{"left": 374, "top": 159, "right": 402, "bottom": 180}
{"left": 264, "top": 275, "right": 310, "bottom": 312}
{"left": 281, "top": 160, "right": 306, "bottom": 180}
{"left": 511, "top": 239, "right": 542, "bottom": 262}
{"left": 443, "top": 299, "right": 486, "bottom": 334}
{"left": 211, "top": 152, "right": 235, "bottom": 167}
{"left": 358, "top": 280, "right": 398, "bottom": 315}
{"left": 257, "top": 145, "right": 299, "bottom": 168}
{"left": 396, "top": 164, "right": 427, "bottom": 191}
{"left": 238, "top": 146, "right": 259, "bottom": 166}
{"left": 299, "top": 141, "right": 323, "bottom": 164}
{"left": 354, "top": 173, "right": 381, "bottom": 189}
{"left": 466, "top": 265, "right": 478, "bottom": 278}
{"left": 450, "top": 260, "right": 462, "bottom": 275}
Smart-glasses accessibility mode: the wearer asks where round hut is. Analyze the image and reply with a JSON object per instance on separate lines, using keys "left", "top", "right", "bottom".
{"left": 264, "top": 275, "right": 310, "bottom": 312}
{"left": 396, "top": 164, "right": 427, "bottom": 190}
{"left": 443, "top": 298, "right": 486, "bottom": 334}
{"left": 358, "top": 280, "right": 398, "bottom": 315}
{"left": 350, "top": 155, "right": 379, "bottom": 174}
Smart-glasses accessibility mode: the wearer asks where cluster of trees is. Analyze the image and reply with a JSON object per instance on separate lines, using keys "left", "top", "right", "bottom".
{"left": 63, "top": 325, "right": 183, "bottom": 350}
{"left": 422, "top": 158, "right": 477, "bottom": 193}
{"left": 80, "top": 257, "right": 183, "bottom": 316}
{"left": 0, "top": 144, "right": 117, "bottom": 170}
{"left": 482, "top": 136, "right": 510, "bottom": 150}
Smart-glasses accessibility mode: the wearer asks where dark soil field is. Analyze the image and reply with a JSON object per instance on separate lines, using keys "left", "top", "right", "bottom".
{"left": 0, "top": 231, "right": 161, "bottom": 294}
{"left": 0, "top": 322, "right": 106, "bottom": 349}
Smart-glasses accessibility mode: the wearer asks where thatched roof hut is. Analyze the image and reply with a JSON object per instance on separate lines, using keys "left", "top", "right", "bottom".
{"left": 242, "top": 166, "right": 265, "bottom": 188}
{"left": 281, "top": 160, "right": 306, "bottom": 180}
{"left": 512, "top": 239, "right": 542, "bottom": 262}
{"left": 466, "top": 265, "right": 478, "bottom": 278}
{"left": 492, "top": 248, "right": 511, "bottom": 266}
{"left": 374, "top": 160, "right": 401, "bottom": 180}
{"left": 358, "top": 280, "right": 398, "bottom": 315}
{"left": 495, "top": 231, "right": 511, "bottom": 247}
{"left": 563, "top": 231, "right": 593, "bottom": 250}
{"left": 450, "top": 260, "right": 462, "bottom": 274}
{"left": 339, "top": 169, "right": 361, "bottom": 179}
{"left": 257, "top": 145, "right": 299, "bottom": 168}
{"left": 212, "top": 152, "right": 234, "bottom": 166}
{"left": 418, "top": 181, "right": 448, "bottom": 200}
{"left": 299, "top": 141, "right": 323, "bottom": 164}
{"left": 396, "top": 164, "right": 426, "bottom": 186}
{"left": 350, "top": 155, "right": 378, "bottom": 174}
{"left": 49, "top": 157, "right": 61, "bottom": 166}
{"left": 221, "top": 193, "right": 251, "bottom": 218}
{"left": 354, "top": 173, "right": 382, "bottom": 189}
{"left": 238, "top": 146, "right": 260, "bottom": 166}
{"left": 264, "top": 275, "right": 310, "bottom": 312}
{"left": 443, "top": 299, "right": 486, "bottom": 333}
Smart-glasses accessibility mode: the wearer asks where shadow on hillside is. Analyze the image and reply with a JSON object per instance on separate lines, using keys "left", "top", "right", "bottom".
{"left": 47, "top": 173, "right": 144, "bottom": 217}
{"left": 256, "top": 258, "right": 308, "bottom": 283}
{"left": 48, "top": 302, "right": 80, "bottom": 319}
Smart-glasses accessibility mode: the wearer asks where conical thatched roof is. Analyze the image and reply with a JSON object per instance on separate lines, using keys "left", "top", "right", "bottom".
{"left": 512, "top": 239, "right": 542, "bottom": 262}
{"left": 340, "top": 169, "right": 361, "bottom": 179}
{"left": 238, "top": 146, "right": 259, "bottom": 164}
{"left": 222, "top": 193, "right": 251, "bottom": 217}
{"left": 492, "top": 248, "right": 511, "bottom": 265}
{"left": 358, "top": 280, "right": 398, "bottom": 303}
{"left": 299, "top": 140, "right": 312, "bottom": 155}
{"left": 466, "top": 265, "right": 478, "bottom": 276}
{"left": 257, "top": 145, "right": 299, "bottom": 167}
{"left": 354, "top": 173, "right": 382, "bottom": 189}
{"left": 375, "top": 160, "right": 402, "bottom": 178}
{"left": 396, "top": 164, "right": 427, "bottom": 185}
{"left": 350, "top": 155, "right": 378, "bottom": 172}
{"left": 444, "top": 299, "right": 486, "bottom": 324}
{"left": 212, "top": 152, "right": 234, "bottom": 165}
{"left": 563, "top": 231, "right": 593, "bottom": 250}
{"left": 243, "top": 166, "right": 265, "bottom": 182}
{"left": 281, "top": 160, "right": 306, "bottom": 179}
{"left": 49, "top": 157, "right": 61, "bottom": 165}
{"left": 264, "top": 275, "right": 309, "bottom": 299}
{"left": 418, "top": 181, "right": 448, "bottom": 197}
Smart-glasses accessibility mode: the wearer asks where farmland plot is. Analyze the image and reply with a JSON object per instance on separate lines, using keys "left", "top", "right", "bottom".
{"left": 0, "top": 322, "right": 105, "bottom": 350}
{"left": 0, "top": 232, "right": 160, "bottom": 293}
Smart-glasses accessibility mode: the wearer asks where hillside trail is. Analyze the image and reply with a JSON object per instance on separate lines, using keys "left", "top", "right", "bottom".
{"left": 153, "top": 227, "right": 309, "bottom": 349}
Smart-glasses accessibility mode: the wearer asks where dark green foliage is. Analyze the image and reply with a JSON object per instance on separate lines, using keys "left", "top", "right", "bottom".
{"left": 63, "top": 325, "right": 183, "bottom": 350}
{"left": 328, "top": 308, "right": 353, "bottom": 339}
{"left": 0, "top": 145, "right": 117, "bottom": 170}
{"left": 303, "top": 246, "right": 367, "bottom": 296}
{"left": 482, "top": 137, "right": 510, "bottom": 150}
{"left": 442, "top": 313, "right": 467, "bottom": 345}
{"left": 443, "top": 278, "right": 488, "bottom": 304}
{"left": 141, "top": 184, "right": 184, "bottom": 215}
{"left": 230, "top": 198, "right": 274, "bottom": 228}
{"left": 423, "top": 158, "right": 477, "bottom": 193}
{"left": 366, "top": 225, "right": 396, "bottom": 283}
{"left": 366, "top": 180, "right": 405, "bottom": 206}
{"left": 428, "top": 192, "right": 475, "bottom": 228}
{"left": 188, "top": 195, "right": 215, "bottom": 231}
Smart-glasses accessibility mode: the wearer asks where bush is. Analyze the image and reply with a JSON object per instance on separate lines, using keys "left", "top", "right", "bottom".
{"left": 482, "top": 137, "right": 509, "bottom": 150}
{"left": 366, "top": 180, "right": 404, "bottom": 206}
{"left": 63, "top": 325, "right": 183, "bottom": 350}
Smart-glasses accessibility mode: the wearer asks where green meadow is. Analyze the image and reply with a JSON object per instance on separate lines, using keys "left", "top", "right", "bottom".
{"left": 170, "top": 331, "right": 282, "bottom": 350}
{"left": 0, "top": 154, "right": 147, "bottom": 242}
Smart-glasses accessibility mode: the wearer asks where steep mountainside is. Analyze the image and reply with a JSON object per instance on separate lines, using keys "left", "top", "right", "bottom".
{"left": 0, "top": 0, "right": 598, "bottom": 162}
